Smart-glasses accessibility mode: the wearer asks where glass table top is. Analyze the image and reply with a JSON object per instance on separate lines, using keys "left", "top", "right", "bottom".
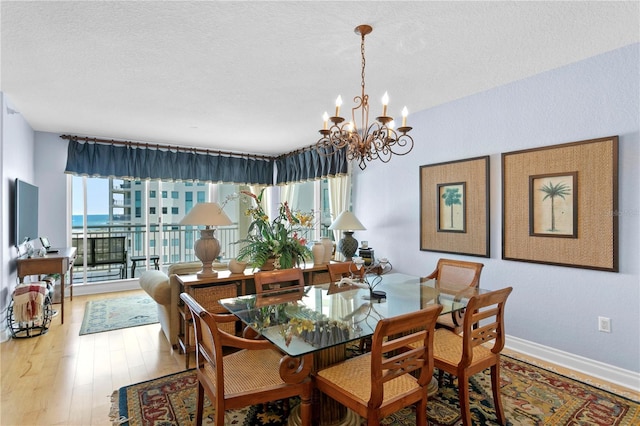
{"left": 219, "top": 272, "right": 484, "bottom": 357}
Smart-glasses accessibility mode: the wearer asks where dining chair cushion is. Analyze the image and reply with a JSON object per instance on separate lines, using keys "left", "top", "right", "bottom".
{"left": 315, "top": 354, "right": 420, "bottom": 406}
{"left": 432, "top": 328, "right": 494, "bottom": 365}
{"left": 202, "top": 348, "right": 291, "bottom": 394}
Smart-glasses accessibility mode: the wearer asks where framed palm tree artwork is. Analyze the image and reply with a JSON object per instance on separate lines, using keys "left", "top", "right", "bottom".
{"left": 502, "top": 136, "right": 618, "bottom": 271}
{"left": 420, "top": 156, "right": 489, "bottom": 257}
{"left": 529, "top": 172, "right": 577, "bottom": 238}
{"left": 438, "top": 182, "right": 466, "bottom": 232}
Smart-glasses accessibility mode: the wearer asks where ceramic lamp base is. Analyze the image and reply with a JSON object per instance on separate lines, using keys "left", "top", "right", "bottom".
{"left": 194, "top": 228, "right": 221, "bottom": 278}
{"left": 338, "top": 231, "right": 358, "bottom": 260}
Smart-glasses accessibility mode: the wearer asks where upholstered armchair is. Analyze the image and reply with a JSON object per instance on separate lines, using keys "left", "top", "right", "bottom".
{"left": 139, "top": 261, "right": 202, "bottom": 347}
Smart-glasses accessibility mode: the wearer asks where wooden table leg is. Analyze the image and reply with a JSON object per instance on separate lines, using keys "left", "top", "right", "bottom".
{"left": 60, "top": 271, "right": 65, "bottom": 324}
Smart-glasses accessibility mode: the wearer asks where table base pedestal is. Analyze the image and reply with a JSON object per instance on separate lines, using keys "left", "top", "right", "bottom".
{"left": 287, "top": 404, "right": 361, "bottom": 426}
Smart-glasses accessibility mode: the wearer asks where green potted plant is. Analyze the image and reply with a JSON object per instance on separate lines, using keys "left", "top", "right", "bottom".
{"left": 236, "top": 189, "right": 313, "bottom": 270}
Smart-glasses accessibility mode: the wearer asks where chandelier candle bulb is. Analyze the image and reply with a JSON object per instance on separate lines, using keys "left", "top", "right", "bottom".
{"left": 323, "top": 112, "right": 329, "bottom": 130}
{"left": 402, "top": 106, "right": 408, "bottom": 127}
{"left": 382, "top": 91, "right": 389, "bottom": 116}
{"left": 335, "top": 95, "right": 342, "bottom": 116}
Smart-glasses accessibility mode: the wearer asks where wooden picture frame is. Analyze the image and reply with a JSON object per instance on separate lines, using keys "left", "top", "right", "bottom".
{"left": 502, "top": 136, "right": 618, "bottom": 271}
{"left": 420, "top": 156, "right": 489, "bottom": 257}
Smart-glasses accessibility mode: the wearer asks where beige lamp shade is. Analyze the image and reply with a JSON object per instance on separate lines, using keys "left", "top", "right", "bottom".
{"left": 329, "top": 211, "right": 366, "bottom": 260}
{"left": 328, "top": 211, "right": 366, "bottom": 231}
{"left": 179, "top": 202, "right": 232, "bottom": 278}
{"left": 179, "top": 202, "right": 233, "bottom": 227}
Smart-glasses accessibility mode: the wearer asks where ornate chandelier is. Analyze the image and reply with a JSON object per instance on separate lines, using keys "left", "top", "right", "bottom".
{"left": 316, "top": 25, "right": 414, "bottom": 170}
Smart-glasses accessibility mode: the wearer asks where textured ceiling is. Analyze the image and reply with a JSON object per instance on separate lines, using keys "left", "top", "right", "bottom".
{"left": 2, "top": 1, "right": 638, "bottom": 156}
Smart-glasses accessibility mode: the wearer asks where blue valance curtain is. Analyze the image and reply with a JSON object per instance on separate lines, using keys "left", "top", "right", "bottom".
{"left": 275, "top": 147, "right": 348, "bottom": 185}
{"left": 64, "top": 139, "right": 348, "bottom": 184}
{"left": 64, "top": 140, "right": 274, "bottom": 185}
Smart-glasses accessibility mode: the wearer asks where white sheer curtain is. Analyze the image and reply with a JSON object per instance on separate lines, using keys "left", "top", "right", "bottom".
{"left": 327, "top": 171, "right": 352, "bottom": 261}
{"left": 280, "top": 183, "right": 296, "bottom": 207}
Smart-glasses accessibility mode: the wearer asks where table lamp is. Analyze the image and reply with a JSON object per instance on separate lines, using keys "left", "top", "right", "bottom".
{"left": 329, "top": 211, "right": 366, "bottom": 260}
{"left": 179, "top": 202, "right": 232, "bottom": 278}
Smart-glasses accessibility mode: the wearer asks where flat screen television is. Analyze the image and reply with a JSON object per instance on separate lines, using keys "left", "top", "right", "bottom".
{"left": 14, "top": 178, "right": 39, "bottom": 245}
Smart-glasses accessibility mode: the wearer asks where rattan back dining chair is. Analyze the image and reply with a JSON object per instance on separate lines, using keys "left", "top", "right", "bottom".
{"left": 422, "top": 258, "right": 484, "bottom": 334}
{"left": 314, "top": 305, "right": 443, "bottom": 426}
{"left": 180, "top": 292, "right": 313, "bottom": 426}
{"left": 432, "top": 286, "right": 513, "bottom": 426}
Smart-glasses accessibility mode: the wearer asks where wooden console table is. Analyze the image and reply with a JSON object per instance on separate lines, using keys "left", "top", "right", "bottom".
{"left": 16, "top": 247, "right": 77, "bottom": 324}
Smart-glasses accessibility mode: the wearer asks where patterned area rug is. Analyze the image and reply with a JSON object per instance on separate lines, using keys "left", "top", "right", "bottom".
{"left": 80, "top": 294, "right": 157, "bottom": 335}
{"left": 111, "top": 356, "right": 639, "bottom": 425}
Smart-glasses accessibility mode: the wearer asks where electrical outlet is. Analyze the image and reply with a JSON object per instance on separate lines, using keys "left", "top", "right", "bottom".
{"left": 598, "top": 316, "right": 611, "bottom": 333}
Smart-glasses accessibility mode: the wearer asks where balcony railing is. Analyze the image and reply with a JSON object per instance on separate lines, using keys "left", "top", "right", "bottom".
{"left": 71, "top": 223, "right": 240, "bottom": 282}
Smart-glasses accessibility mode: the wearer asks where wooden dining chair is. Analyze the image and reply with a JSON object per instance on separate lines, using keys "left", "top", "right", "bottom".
{"left": 253, "top": 268, "right": 305, "bottom": 297}
{"left": 432, "top": 286, "right": 513, "bottom": 426}
{"left": 422, "top": 258, "right": 484, "bottom": 334}
{"left": 327, "top": 261, "right": 365, "bottom": 283}
{"left": 180, "top": 292, "right": 313, "bottom": 426}
{"left": 314, "top": 305, "right": 443, "bottom": 426}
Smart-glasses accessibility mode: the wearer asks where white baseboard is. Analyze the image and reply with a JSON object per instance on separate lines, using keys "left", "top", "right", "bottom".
{"left": 506, "top": 335, "right": 640, "bottom": 394}
{"left": 71, "top": 279, "right": 141, "bottom": 296}
{"left": 0, "top": 327, "right": 11, "bottom": 343}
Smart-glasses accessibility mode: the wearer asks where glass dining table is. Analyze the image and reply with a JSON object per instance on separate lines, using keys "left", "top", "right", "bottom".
{"left": 219, "top": 272, "right": 485, "bottom": 425}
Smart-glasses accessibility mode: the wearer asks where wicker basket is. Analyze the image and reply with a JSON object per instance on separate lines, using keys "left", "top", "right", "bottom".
{"left": 190, "top": 283, "right": 238, "bottom": 335}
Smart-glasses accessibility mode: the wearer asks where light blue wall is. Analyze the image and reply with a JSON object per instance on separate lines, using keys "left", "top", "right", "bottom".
{"left": 34, "top": 132, "right": 70, "bottom": 248}
{"left": 1, "top": 93, "right": 36, "bottom": 340}
{"left": 353, "top": 43, "right": 640, "bottom": 372}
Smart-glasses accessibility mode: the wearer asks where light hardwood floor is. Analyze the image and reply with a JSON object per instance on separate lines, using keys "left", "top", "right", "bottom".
{"left": 1, "top": 290, "right": 637, "bottom": 426}
{"left": 1, "top": 289, "right": 184, "bottom": 426}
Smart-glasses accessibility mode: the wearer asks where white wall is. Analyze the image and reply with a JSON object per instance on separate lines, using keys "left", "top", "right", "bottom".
{"left": 353, "top": 44, "right": 640, "bottom": 374}
{"left": 1, "top": 93, "right": 36, "bottom": 341}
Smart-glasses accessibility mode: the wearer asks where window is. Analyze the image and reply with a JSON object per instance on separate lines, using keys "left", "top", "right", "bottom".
{"left": 135, "top": 191, "right": 142, "bottom": 218}
{"left": 185, "top": 192, "right": 193, "bottom": 213}
{"left": 71, "top": 175, "right": 335, "bottom": 284}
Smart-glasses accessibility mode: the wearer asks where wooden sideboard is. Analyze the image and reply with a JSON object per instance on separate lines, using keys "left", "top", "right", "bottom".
{"left": 16, "top": 247, "right": 77, "bottom": 324}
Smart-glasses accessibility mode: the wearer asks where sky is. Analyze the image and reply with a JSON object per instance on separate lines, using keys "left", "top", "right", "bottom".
{"left": 72, "top": 176, "right": 109, "bottom": 215}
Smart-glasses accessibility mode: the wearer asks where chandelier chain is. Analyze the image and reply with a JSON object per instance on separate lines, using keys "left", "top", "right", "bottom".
{"left": 360, "top": 32, "right": 366, "bottom": 94}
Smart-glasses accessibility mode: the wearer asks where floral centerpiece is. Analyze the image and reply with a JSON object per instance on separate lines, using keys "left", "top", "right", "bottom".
{"left": 236, "top": 189, "right": 313, "bottom": 269}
